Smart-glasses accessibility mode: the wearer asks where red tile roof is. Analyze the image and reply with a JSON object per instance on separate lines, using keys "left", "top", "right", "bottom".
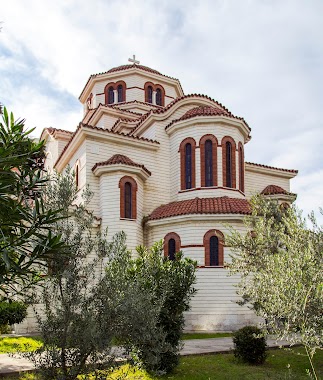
{"left": 246, "top": 162, "right": 298, "bottom": 174}
{"left": 92, "top": 154, "right": 151, "bottom": 175}
{"left": 107, "top": 64, "right": 162, "bottom": 75}
{"left": 261, "top": 185, "right": 289, "bottom": 195}
{"left": 54, "top": 123, "right": 159, "bottom": 169}
{"left": 180, "top": 106, "right": 230, "bottom": 119}
{"left": 46, "top": 127, "right": 73, "bottom": 135}
{"left": 130, "top": 94, "right": 250, "bottom": 136}
{"left": 148, "top": 196, "right": 251, "bottom": 220}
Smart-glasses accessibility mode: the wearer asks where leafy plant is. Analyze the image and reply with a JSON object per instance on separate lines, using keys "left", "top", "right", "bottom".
{"left": 0, "top": 300, "right": 27, "bottom": 326}
{"left": 0, "top": 107, "right": 65, "bottom": 294}
{"left": 233, "top": 325, "right": 267, "bottom": 364}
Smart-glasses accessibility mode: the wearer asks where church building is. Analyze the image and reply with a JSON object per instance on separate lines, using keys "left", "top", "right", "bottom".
{"left": 39, "top": 58, "right": 297, "bottom": 332}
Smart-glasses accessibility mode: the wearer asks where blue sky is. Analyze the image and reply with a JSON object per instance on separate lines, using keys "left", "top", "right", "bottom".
{"left": 1, "top": 0, "right": 322, "bottom": 222}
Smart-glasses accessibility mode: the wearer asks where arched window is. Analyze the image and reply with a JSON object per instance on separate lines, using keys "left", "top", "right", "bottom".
{"left": 205, "top": 140, "right": 213, "bottom": 187}
{"left": 124, "top": 182, "right": 132, "bottom": 219}
{"left": 238, "top": 143, "right": 244, "bottom": 192}
{"left": 147, "top": 86, "right": 153, "bottom": 103}
{"left": 108, "top": 86, "right": 114, "bottom": 104}
{"left": 185, "top": 143, "right": 192, "bottom": 189}
{"left": 117, "top": 84, "right": 124, "bottom": 102}
{"left": 204, "top": 230, "right": 224, "bottom": 267}
{"left": 156, "top": 88, "right": 162, "bottom": 106}
{"left": 163, "top": 232, "right": 181, "bottom": 260}
{"left": 179, "top": 138, "right": 196, "bottom": 190}
{"left": 200, "top": 135, "right": 218, "bottom": 187}
{"left": 226, "top": 141, "right": 232, "bottom": 187}
{"left": 119, "top": 176, "right": 137, "bottom": 219}
{"left": 222, "top": 136, "right": 236, "bottom": 189}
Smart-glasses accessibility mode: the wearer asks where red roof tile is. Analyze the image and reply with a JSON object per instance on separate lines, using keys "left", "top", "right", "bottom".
{"left": 92, "top": 154, "right": 151, "bottom": 175}
{"left": 180, "top": 106, "right": 230, "bottom": 119}
{"left": 246, "top": 162, "right": 298, "bottom": 174}
{"left": 261, "top": 185, "right": 290, "bottom": 195}
{"left": 46, "top": 127, "right": 73, "bottom": 135}
{"left": 130, "top": 94, "right": 250, "bottom": 136}
{"left": 148, "top": 196, "right": 251, "bottom": 220}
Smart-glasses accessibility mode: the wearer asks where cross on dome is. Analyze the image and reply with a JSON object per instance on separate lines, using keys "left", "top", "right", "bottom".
{"left": 128, "top": 54, "right": 140, "bottom": 65}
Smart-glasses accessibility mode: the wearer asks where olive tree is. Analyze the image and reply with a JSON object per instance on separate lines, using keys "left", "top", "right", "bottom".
{"left": 228, "top": 196, "right": 323, "bottom": 378}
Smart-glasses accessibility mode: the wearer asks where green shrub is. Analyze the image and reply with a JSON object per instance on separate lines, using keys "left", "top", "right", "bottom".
{"left": 0, "top": 300, "right": 28, "bottom": 326}
{"left": 233, "top": 325, "right": 267, "bottom": 364}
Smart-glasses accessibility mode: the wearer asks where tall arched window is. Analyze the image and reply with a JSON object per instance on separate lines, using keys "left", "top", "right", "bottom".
{"left": 124, "top": 182, "right": 132, "bottom": 219}
{"left": 200, "top": 134, "right": 218, "bottom": 187}
{"left": 180, "top": 138, "right": 196, "bottom": 190}
{"left": 117, "top": 84, "right": 124, "bottom": 102}
{"left": 185, "top": 143, "right": 192, "bottom": 189}
{"left": 163, "top": 232, "right": 181, "bottom": 260}
{"left": 238, "top": 142, "right": 244, "bottom": 192}
{"left": 226, "top": 141, "right": 232, "bottom": 188}
{"left": 119, "top": 176, "right": 137, "bottom": 219}
{"left": 204, "top": 230, "right": 224, "bottom": 267}
{"left": 222, "top": 136, "right": 236, "bottom": 189}
{"left": 156, "top": 88, "right": 162, "bottom": 106}
{"left": 205, "top": 140, "right": 213, "bottom": 186}
{"left": 108, "top": 86, "right": 114, "bottom": 104}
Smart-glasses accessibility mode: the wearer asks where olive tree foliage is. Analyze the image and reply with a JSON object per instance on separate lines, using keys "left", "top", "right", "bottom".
{"left": 228, "top": 196, "right": 322, "bottom": 376}
{"left": 98, "top": 239, "right": 197, "bottom": 374}
{"left": 22, "top": 169, "right": 197, "bottom": 379}
{"left": 0, "top": 108, "right": 64, "bottom": 294}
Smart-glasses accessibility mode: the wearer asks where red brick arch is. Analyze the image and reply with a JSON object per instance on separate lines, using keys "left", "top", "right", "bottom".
{"left": 203, "top": 229, "right": 224, "bottom": 267}
{"left": 119, "top": 176, "right": 137, "bottom": 219}
{"left": 163, "top": 232, "right": 181, "bottom": 258}
{"left": 199, "top": 134, "right": 218, "bottom": 187}
{"left": 221, "top": 136, "right": 236, "bottom": 189}
{"left": 179, "top": 137, "right": 196, "bottom": 190}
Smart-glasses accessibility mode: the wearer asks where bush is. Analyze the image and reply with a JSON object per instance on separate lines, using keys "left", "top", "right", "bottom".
{"left": 233, "top": 325, "right": 267, "bottom": 364}
{"left": 0, "top": 300, "right": 28, "bottom": 326}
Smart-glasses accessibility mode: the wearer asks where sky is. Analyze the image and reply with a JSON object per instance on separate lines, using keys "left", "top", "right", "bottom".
{"left": 1, "top": 0, "right": 322, "bottom": 222}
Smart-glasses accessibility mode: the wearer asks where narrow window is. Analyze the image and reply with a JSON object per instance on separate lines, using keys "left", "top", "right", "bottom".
{"left": 117, "top": 84, "right": 123, "bottom": 102}
{"left": 168, "top": 238, "right": 176, "bottom": 261}
{"left": 147, "top": 86, "right": 153, "bottom": 103}
{"left": 156, "top": 88, "right": 162, "bottom": 106}
{"left": 239, "top": 145, "right": 244, "bottom": 192}
{"left": 75, "top": 165, "right": 79, "bottom": 190}
{"left": 185, "top": 143, "right": 192, "bottom": 189}
{"left": 226, "top": 141, "right": 232, "bottom": 188}
{"left": 108, "top": 86, "right": 114, "bottom": 104}
{"left": 210, "top": 236, "right": 219, "bottom": 266}
{"left": 205, "top": 139, "right": 213, "bottom": 187}
{"left": 124, "top": 182, "right": 132, "bottom": 219}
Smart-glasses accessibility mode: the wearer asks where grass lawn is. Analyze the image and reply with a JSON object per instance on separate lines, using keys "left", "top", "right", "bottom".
{"left": 1, "top": 347, "right": 322, "bottom": 379}
{"left": 182, "top": 332, "right": 232, "bottom": 340}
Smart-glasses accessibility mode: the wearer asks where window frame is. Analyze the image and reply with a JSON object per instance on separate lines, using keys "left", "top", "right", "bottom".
{"left": 204, "top": 229, "right": 224, "bottom": 267}
{"left": 221, "top": 136, "right": 236, "bottom": 189}
{"left": 163, "top": 232, "right": 181, "bottom": 259}
{"left": 200, "top": 134, "right": 218, "bottom": 187}
{"left": 119, "top": 176, "right": 137, "bottom": 219}
{"left": 179, "top": 137, "right": 196, "bottom": 191}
